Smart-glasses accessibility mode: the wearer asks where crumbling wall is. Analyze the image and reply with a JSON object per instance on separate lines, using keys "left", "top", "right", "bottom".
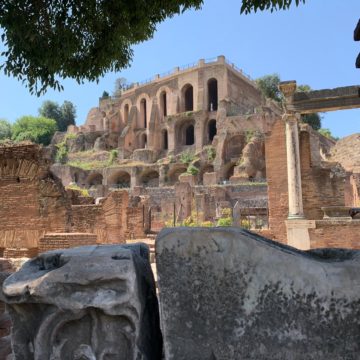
{"left": 265, "top": 119, "right": 289, "bottom": 243}
{"left": 0, "top": 143, "right": 71, "bottom": 249}
{"left": 300, "top": 128, "right": 348, "bottom": 220}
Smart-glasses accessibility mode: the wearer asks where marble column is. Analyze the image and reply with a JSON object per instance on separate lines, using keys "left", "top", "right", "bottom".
{"left": 285, "top": 114, "right": 304, "bottom": 219}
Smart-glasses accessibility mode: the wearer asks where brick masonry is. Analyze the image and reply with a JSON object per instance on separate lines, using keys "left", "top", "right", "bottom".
{"left": 39, "top": 233, "right": 98, "bottom": 253}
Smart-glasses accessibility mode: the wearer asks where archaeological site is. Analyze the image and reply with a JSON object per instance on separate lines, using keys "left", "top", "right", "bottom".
{"left": 1, "top": 52, "right": 360, "bottom": 359}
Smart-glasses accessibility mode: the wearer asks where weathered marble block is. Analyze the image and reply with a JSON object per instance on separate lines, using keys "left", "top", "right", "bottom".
{"left": 3, "top": 244, "right": 162, "bottom": 360}
{"left": 156, "top": 227, "right": 360, "bottom": 360}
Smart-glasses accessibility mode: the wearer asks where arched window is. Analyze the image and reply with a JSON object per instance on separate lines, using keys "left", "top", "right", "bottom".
{"left": 86, "top": 173, "right": 103, "bottom": 187}
{"left": 108, "top": 171, "right": 131, "bottom": 188}
{"left": 185, "top": 124, "right": 194, "bottom": 145}
{"left": 208, "top": 78, "right": 218, "bottom": 111}
{"left": 160, "top": 91, "right": 167, "bottom": 117}
{"left": 140, "top": 171, "right": 160, "bottom": 187}
{"left": 124, "top": 104, "right": 129, "bottom": 123}
{"left": 163, "top": 130, "right": 168, "bottom": 150}
{"left": 208, "top": 119, "right": 217, "bottom": 142}
{"left": 140, "top": 98, "right": 147, "bottom": 128}
{"left": 183, "top": 84, "right": 194, "bottom": 111}
{"left": 140, "top": 134, "right": 147, "bottom": 149}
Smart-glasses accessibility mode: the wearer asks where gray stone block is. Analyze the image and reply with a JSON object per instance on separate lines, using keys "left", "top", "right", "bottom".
{"left": 156, "top": 227, "right": 360, "bottom": 360}
{"left": 3, "top": 244, "right": 162, "bottom": 360}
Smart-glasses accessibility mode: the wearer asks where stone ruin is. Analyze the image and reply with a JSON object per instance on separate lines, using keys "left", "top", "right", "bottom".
{"left": 2, "top": 228, "right": 360, "bottom": 359}
{"left": 2, "top": 60, "right": 360, "bottom": 359}
{"left": 3, "top": 244, "right": 162, "bottom": 360}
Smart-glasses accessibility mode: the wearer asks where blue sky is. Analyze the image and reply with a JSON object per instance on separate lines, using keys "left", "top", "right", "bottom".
{"left": 0, "top": 0, "right": 359, "bottom": 138}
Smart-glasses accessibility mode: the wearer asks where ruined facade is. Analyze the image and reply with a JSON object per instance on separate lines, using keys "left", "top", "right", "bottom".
{"left": 57, "top": 55, "right": 280, "bottom": 194}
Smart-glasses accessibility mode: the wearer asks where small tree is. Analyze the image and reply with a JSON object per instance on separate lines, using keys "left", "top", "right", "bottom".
{"left": 12, "top": 116, "right": 58, "bottom": 145}
{"left": 101, "top": 91, "right": 110, "bottom": 99}
{"left": 60, "top": 101, "right": 76, "bottom": 131}
{"left": 0, "top": 119, "right": 12, "bottom": 140}
{"left": 113, "top": 77, "right": 128, "bottom": 96}
{"left": 256, "top": 74, "right": 322, "bottom": 129}
{"left": 318, "top": 128, "right": 339, "bottom": 141}
{"left": 39, "top": 100, "right": 76, "bottom": 132}
{"left": 256, "top": 74, "right": 282, "bottom": 102}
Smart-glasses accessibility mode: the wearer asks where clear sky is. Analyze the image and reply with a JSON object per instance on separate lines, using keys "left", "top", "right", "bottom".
{"left": 0, "top": 0, "right": 359, "bottom": 138}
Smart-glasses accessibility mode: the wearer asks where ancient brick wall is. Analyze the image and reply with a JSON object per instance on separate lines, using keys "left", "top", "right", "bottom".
{"left": 71, "top": 205, "right": 106, "bottom": 239}
{"left": 3, "top": 248, "right": 38, "bottom": 259}
{"left": 125, "top": 208, "right": 145, "bottom": 240}
{"left": 39, "top": 233, "right": 98, "bottom": 252}
{"left": 0, "top": 143, "right": 71, "bottom": 249}
{"left": 309, "top": 220, "right": 360, "bottom": 249}
{"left": 300, "top": 130, "right": 347, "bottom": 220}
{"left": 71, "top": 190, "right": 130, "bottom": 243}
{"left": 265, "top": 119, "right": 288, "bottom": 243}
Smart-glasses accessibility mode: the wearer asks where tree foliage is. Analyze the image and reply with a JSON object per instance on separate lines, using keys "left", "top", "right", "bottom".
{"left": 256, "top": 74, "right": 282, "bottom": 102}
{"left": 114, "top": 77, "right": 128, "bottom": 96}
{"left": 0, "top": 1, "right": 203, "bottom": 96}
{"left": 241, "top": 0, "right": 305, "bottom": 14}
{"left": 12, "top": 116, "right": 58, "bottom": 145}
{"left": 39, "top": 100, "right": 76, "bottom": 132}
{"left": 256, "top": 74, "right": 321, "bottom": 130}
{"left": 318, "top": 128, "right": 339, "bottom": 141}
{"left": 0, "top": 119, "right": 12, "bottom": 140}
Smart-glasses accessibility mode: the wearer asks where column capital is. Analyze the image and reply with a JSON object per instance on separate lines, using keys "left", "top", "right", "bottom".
{"left": 279, "top": 81, "right": 297, "bottom": 100}
{"left": 282, "top": 113, "right": 298, "bottom": 125}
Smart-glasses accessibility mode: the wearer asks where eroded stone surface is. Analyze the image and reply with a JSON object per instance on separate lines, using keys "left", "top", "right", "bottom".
{"left": 156, "top": 227, "right": 360, "bottom": 360}
{"left": 3, "top": 244, "right": 162, "bottom": 360}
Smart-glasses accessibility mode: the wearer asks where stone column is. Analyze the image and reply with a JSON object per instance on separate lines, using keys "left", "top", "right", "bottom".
{"left": 285, "top": 114, "right": 304, "bottom": 219}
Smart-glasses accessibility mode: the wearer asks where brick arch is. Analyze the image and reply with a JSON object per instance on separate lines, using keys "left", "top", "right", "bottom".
{"left": 136, "top": 93, "right": 152, "bottom": 129}
{"left": 175, "top": 118, "right": 195, "bottom": 146}
{"left": 139, "top": 169, "right": 159, "bottom": 187}
{"left": 85, "top": 172, "right": 103, "bottom": 187}
{"left": 108, "top": 170, "right": 131, "bottom": 188}
{"left": 167, "top": 165, "right": 187, "bottom": 185}
{"left": 121, "top": 99, "right": 133, "bottom": 125}
{"left": 181, "top": 83, "right": 194, "bottom": 112}
{"left": 156, "top": 85, "right": 172, "bottom": 117}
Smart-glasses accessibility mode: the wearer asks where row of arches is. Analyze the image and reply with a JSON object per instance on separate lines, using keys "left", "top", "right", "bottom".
{"left": 84, "top": 162, "right": 220, "bottom": 189}
{"left": 121, "top": 78, "right": 219, "bottom": 128}
{"left": 135, "top": 118, "right": 216, "bottom": 151}
{"left": 175, "top": 119, "right": 217, "bottom": 147}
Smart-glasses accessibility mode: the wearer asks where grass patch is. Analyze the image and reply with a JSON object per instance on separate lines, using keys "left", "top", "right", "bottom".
{"left": 66, "top": 184, "right": 90, "bottom": 197}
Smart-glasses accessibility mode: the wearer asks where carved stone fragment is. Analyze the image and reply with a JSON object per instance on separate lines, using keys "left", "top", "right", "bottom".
{"left": 3, "top": 244, "right": 162, "bottom": 360}
{"left": 156, "top": 227, "right": 360, "bottom": 360}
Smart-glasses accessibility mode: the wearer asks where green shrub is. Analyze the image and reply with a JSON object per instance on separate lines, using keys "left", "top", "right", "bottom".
{"left": 240, "top": 219, "right": 251, "bottom": 229}
{"left": 12, "top": 116, "right": 58, "bottom": 145}
{"left": 216, "top": 217, "right": 232, "bottom": 226}
{"left": 0, "top": 119, "right": 12, "bottom": 140}
{"left": 180, "top": 150, "right": 195, "bottom": 164}
{"left": 206, "top": 146, "right": 216, "bottom": 161}
{"left": 55, "top": 142, "right": 68, "bottom": 164}
{"left": 66, "top": 184, "right": 90, "bottom": 197}
{"left": 217, "top": 207, "right": 233, "bottom": 226}
{"left": 187, "top": 164, "right": 199, "bottom": 176}
{"left": 200, "top": 221, "right": 214, "bottom": 227}
{"left": 108, "top": 149, "right": 118, "bottom": 165}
